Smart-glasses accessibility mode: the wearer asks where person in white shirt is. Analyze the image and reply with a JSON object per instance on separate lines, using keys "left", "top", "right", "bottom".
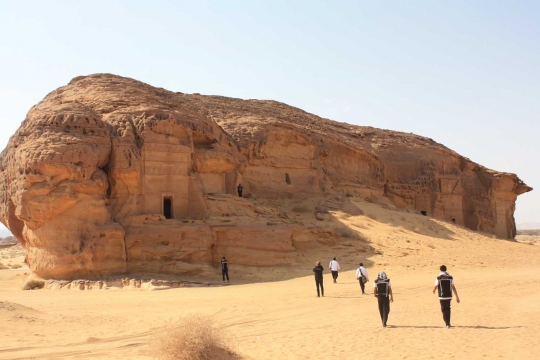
{"left": 433, "top": 265, "right": 460, "bottom": 328}
{"left": 329, "top": 257, "right": 341, "bottom": 283}
{"left": 355, "top": 262, "right": 369, "bottom": 294}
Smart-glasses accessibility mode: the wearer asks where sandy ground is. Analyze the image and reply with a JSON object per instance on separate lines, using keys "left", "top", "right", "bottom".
{"left": 1, "top": 201, "right": 540, "bottom": 359}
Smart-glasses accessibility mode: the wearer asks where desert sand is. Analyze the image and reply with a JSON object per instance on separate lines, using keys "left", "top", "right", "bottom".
{"left": 1, "top": 202, "right": 539, "bottom": 359}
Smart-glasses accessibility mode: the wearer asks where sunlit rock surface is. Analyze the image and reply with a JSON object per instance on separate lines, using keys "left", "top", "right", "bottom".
{"left": 0, "top": 74, "right": 531, "bottom": 278}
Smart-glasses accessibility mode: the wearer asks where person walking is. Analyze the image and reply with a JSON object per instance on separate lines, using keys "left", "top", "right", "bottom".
{"left": 329, "top": 257, "right": 341, "bottom": 283}
{"left": 221, "top": 256, "right": 229, "bottom": 282}
{"left": 433, "top": 265, "right": 460, "bottom": 328}
{"left": 373, "top": 271, "right": 393, "bottom": 327}
{"left": 356, "top": 262, "right": 369, "bottom": 294}
{"left": 313, "top": 261, "right": 324, "bottom": 297}
{"left": 237, "top": 184, "right": 243, "bottom": 198}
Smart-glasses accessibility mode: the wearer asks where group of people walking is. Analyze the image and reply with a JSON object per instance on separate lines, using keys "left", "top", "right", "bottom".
{"left": 222, "top": 255, "right": 460, "bottom": 328}
{"left": 313, "top": 259, "right": 460, "bottom": 328}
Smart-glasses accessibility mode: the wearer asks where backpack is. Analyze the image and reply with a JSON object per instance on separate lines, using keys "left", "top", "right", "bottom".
{"left": 437, "top": 274, "right": 453, "bottom": 298}
{"left": 375, "top": 279, "right": 390, "bottom": 297}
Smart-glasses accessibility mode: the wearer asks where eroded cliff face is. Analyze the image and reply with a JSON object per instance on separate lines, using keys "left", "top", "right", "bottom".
{"left": 0, "top": 74, "right": 532, "bottom": 279}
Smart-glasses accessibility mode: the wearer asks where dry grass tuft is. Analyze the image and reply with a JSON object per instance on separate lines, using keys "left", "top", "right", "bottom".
{"left": 149, "top": 314, "right": 241, "bottom": 360}
{"left": 0, "top": 262, "right": 7, "bottom": 270}
{"left": 22, "top": 278, "right": 45, "bottom": 290}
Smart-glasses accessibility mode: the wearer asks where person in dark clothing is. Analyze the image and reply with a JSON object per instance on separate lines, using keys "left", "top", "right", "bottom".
{"left": 237, "top": 184, "right": 243, "bottom": 197}
{"left": 313, "top": 261, "right": 324, "bottom": 297}
{"left": 221, "top": 256, "right": 229, "bottom": 282}
{"left": 433, "top": 265, "right": 460, "bottom": 328}
{"left": 374, "top": 271, "right": 393, "bottom": 327}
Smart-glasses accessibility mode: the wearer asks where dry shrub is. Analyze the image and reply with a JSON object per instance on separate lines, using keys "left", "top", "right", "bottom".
{"left": 22, "top": 278, "right": 45, "bottom": 290}
{"left": 149, "top": 315, "right": 240, "bottom": 360}
{"left": 10, "top": 264, "right": 22, "bottom": 269}
{"left": 0, "top": 263, "right": 7, "bottom": 270}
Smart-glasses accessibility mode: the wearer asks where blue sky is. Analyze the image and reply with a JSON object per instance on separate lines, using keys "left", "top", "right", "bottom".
{"left": 0, "top": 1, "right": 538, "bottom": 234}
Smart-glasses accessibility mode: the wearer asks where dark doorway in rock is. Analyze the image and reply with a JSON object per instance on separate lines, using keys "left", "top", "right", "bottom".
{"left": 163, "top": 196, "right": 173, "bottom": 219}
{"left": 421, "top": 211, "right": 427, "bottom": 216}
{"left": 285, "top": 173, "right": 291, "bottom": 185}
{"left": 452, "top": 218, "right": 456, "bottom": 223}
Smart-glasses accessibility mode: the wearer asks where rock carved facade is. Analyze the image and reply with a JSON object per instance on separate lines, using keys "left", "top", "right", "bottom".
{"left": 0, "top": 74, "right": 532, "bottom": 278}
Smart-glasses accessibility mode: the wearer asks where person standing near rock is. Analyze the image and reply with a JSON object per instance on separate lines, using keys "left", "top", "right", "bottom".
{"left": 329, "top": 257, "right": 341, "bottom": 283}
{"left": 313, "top": 261, "right": 324, "bottom": 297}
{"left": 433, "top": 265, "right": 460, "bottom": 328}
{"left": 356, "top": 262, "right": 369, "bottom": 294}
{"left": 237, "top": 184, "right": 243, "bottom": 198}
{"left": 221, "top": 256, "right": 229, "bottom": 282}
{"left": 374, "top": 271, "right": 393, "bottom": 327}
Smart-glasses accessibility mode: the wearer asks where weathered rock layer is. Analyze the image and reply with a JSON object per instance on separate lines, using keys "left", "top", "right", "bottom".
{"left": 0, "top": 74, "right": 531, "bottom": 279}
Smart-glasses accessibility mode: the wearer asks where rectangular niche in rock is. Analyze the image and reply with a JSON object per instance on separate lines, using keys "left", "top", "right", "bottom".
{"left": 163, "top": 196, "right": 173, "bottom": 219}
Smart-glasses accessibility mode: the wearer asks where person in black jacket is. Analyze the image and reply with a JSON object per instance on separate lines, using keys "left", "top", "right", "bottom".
{"left": 237, "top": 184, "right": 243, "bottom": 198}
{"left": 433, "top": 265, "right": 460, "bottom": 328}
{"left": 313, "top": 261, "right": 324, "bottom": 297}
{"left": 221, "top": 256, "right": 229, "bottom": 282}
{"left": 374, "top": 271, "right": 393, "bottom": 327}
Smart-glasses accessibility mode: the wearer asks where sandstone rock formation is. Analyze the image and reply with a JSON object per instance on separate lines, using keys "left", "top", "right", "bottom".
{"left": 0, "top": 74, "right": 532, "bottom": 279}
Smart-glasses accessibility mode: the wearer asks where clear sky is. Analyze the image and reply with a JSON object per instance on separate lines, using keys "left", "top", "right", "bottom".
{"left": 0, "top": 1, "right": 538, "bottom": 235}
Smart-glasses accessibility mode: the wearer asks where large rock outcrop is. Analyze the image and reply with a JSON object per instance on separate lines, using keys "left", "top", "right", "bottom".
{"left": 0, "top": 74, "right": 532, "bottom": 279}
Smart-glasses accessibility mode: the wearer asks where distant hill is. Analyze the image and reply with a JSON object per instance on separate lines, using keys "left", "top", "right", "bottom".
{"left": 517, "top": 222, "right": 540, "bottom": 230}
{"left": 0, "top": 236, "right": 16, "bottom": 245}
{"left": 517, "top": 229, "right": 540, "bottom": 236}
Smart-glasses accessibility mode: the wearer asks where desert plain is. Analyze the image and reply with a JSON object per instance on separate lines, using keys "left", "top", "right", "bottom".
{"left": 1, "top": 200, "right": 539, "bottom": 360}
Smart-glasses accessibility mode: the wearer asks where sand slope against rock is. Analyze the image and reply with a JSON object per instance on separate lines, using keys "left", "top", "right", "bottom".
{"left": 0, "top": 74, "right": 532, "bottom": 279}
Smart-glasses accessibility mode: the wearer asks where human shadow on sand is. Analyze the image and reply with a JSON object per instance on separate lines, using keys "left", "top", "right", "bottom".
{"left": 386, "top": 325, "right": 523, "bottom": 330}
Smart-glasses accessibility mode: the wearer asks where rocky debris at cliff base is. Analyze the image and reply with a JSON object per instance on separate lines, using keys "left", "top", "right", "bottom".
{"left": 44, "top": 278, "right": 225, "bottom": 291}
